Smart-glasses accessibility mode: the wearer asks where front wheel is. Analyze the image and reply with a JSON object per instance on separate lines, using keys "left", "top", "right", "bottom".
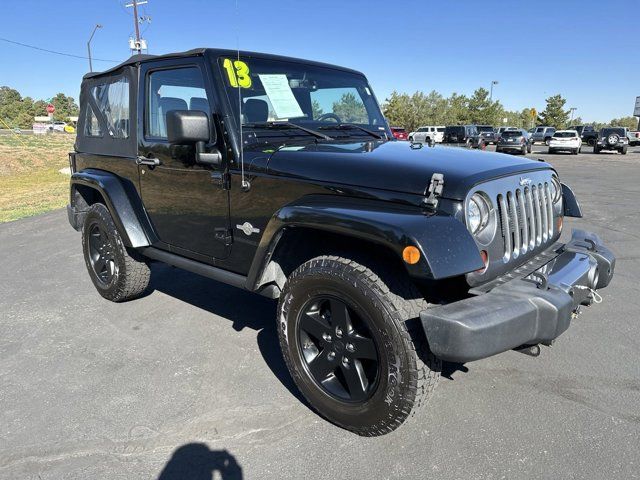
{"left": 277, "top": 255, "right": 440, "bottom": 436}
{"left": 621, "top": 146, "right": 628, "bottom": 155}
{"left": 545, "top": 137, "right": 551, "bottom": 146}
{"left": 82, "top": 203, "right": 150, "bottom": 302}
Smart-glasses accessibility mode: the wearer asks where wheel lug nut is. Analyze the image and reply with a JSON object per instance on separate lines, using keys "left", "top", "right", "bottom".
{"left": 322, "top": 333, "right": 332, "bottom": 342}
{"left": 335, "top": 327, "right": 343, "bottom": 338}
{"left": 346, "top": 343, "right": 355, "bottom": 352}
{"left": 327, "top": 351, "right": 336, "bottom": 360}
{"left": 342, "top": 357, "right": 350, "bottom": 366}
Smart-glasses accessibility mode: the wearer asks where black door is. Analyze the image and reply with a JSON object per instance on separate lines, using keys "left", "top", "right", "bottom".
{"left": 138, "top": 60, "right": 230, "bottom": 260}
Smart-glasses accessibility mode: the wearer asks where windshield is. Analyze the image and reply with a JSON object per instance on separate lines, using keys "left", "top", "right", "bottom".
{"left": 501, "top": 131, "right": 522, "bottom": 138}
{"left": 477, "top": 125, "right": 494, "bottom": 132}
{"left": 216, "top": 56, "right": 387, "bottom": 141}
{"left": 553, "top": 132, "right": 577, "bottom": 138}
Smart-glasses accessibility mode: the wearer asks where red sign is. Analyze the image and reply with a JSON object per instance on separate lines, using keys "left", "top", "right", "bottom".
{"left": 46, "top": 104, "right": 55, "bottom": 114}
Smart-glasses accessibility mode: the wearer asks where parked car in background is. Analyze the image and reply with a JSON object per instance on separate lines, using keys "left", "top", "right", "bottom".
{"left": 390, "top": 126, "right": 408, "bottom": 140}
{"left": 569, "top": 125, "right": 598, "bottom": 146}
{"left": 531, "top": 126, "right": 556, "bottom": 145}
{"left": 408, "top": 125, "right": 445, "bottom": 143}
{"left": 495, "top": 129, "right": 531, "bottom": 155}
{"left": 476, "top": 125, "right": 498, "bottom": 145}
{"left": 442, "top": 125, "right": 483, "bottom": 148}
{"left": 626, "top": 130, "right": 640, "bottom": 146}
{"left": 548, "top": 130, "right": 582, "bottom": 155}
{"left": 594, "top": 127, "right": 628, "bottom": 154}
{"left": 496, "top": 126, "right": 519, "bottom": 141}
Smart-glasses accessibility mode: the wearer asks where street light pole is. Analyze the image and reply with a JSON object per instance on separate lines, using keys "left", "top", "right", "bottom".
{"left": 87, "top": 24, "right": 102, "bottom": 73}
{"left": 490, "top": 80, "right": 499, "bottom": 101}
{"left": 569, "top": 107, "right": 577, "bottom": 123}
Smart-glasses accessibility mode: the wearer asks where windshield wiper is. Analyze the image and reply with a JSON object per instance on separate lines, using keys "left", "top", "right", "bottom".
{"left": 244, "top": 121, "right": 333, "bottom": 141}
{"left": 318, "top": 123, "right": 383, "bottom": 139}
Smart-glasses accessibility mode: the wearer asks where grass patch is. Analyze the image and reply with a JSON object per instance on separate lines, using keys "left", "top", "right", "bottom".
{"left": 0, "top": 134, "right": 75, "bottom": 222}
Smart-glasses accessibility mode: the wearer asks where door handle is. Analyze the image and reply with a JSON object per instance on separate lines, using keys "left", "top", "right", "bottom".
{"left": 136, "top": 156, "right": 161, "bottom": 166}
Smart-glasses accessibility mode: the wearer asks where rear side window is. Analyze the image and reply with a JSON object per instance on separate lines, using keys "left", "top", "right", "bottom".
{"left": 146, "top": 67, "right": 210, "bottom": 139}
{"left": 84, "top": 105, "right": 103, "bottom": 137}
{"left": 437, "top": 127, "right": 445, "bottom": 132}
{"left": 90, "top": 77, "right": 130, "bottom": 139}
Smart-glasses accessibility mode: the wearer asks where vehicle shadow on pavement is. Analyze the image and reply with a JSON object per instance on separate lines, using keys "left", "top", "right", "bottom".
{"left": 441, "top": 362, "right": 470, "bottom": 380}
{"left": 157, "top": 443, "right": 242, "bottom": 479}
{"left": 146, "top": 263, "right": 307, "bottom": 404}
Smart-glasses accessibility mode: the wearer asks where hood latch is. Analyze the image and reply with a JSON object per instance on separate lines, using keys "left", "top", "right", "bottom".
{"left": 423, "top": 173, "right": 444, "bottom": 209}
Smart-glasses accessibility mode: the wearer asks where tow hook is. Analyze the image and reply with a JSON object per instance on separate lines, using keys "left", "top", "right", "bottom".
{"left": 513, "top": 344, "right": 541, "bottom": 357}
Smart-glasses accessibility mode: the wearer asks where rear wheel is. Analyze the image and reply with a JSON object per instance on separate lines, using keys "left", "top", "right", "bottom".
{"left": 277, "top": 255, "right": 440, "bottom": 436}
{"left": 621, "top": 146, "right": 628, "bottom": 155}
{"left": 548, "top": 148, "right": 554, "bottom": 154}
{"left": 527, "top": 144, "right": 532, "bottom": 154}
{"left": 572, "top": 148, "right": 578, "bottom": 155}
{"left": 81, "top": 203, "right": 150, "bottom": 302}
{"left": 545, "top": 137, "right": 551, "bottom": 146}
{"left": 521, "top": 146, "right": 526, "bottom": 155}
{"left": 594, "top": 145, "right": 600, "bottom": 154}
{"left": 587, "top": 138, "right": 596, "bottom": 147}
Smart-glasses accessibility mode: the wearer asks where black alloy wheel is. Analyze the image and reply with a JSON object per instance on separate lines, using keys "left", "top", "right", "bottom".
{"left": 297, "top": 296, "right": 379, "bottom": 402}
{"left": 87, "top": 222, "right": 117, "bottom": 286}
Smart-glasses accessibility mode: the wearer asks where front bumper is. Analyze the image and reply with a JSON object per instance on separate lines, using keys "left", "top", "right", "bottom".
{"left": 421, "top": 229, "right": 615, "bottom": 363}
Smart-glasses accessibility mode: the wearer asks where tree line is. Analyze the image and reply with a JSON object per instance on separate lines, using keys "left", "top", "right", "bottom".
{"left": 0, "top": 86, "right": 79, "bottom": 129}
{"left": 382, "top": 88, "right": 638, "bottom": 132}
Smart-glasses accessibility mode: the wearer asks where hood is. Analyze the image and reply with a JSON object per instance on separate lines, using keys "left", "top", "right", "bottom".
{"left": 266, "top": 141, "right": 552, "bottom": 200}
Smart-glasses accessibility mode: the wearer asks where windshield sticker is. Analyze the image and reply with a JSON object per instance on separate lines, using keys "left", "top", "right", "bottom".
{"left": 222, "top": 58, "right": 252, "bottom": 88}
{"left": 257, "top": 74, "right": 305, "bottom": 120}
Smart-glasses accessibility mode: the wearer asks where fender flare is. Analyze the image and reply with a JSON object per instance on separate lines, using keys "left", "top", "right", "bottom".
{"left": 246, "top": 196, "right": 484, "bottom": 290}
{"left": 70, "top": 169, "right": 154, "bottom": 248}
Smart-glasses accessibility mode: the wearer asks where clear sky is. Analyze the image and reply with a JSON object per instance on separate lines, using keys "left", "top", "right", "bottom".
{"left": 0, "top": 0, "right": 637, "bottom": 122}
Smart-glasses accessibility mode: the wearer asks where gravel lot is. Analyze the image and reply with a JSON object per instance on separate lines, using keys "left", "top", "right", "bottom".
{"left": 1, "top": 145, "right": 639, "bottom": 479}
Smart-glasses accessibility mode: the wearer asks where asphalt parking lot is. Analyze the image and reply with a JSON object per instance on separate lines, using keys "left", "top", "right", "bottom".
{"left": 1, "top": 144, "right": 639, "bottom": 479}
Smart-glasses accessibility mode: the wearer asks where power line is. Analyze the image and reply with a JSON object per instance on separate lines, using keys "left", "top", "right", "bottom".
{"left": 0, "top": 37, "right": 120, "bottom": 63}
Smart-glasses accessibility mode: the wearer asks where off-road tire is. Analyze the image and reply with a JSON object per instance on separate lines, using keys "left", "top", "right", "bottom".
{"left": 620, "top": 146, "right": 628, "bottom": 155}
{"left": 82, "top": 203, "right": 150, "bottom": 302}
{"left": 277, "top": 255, "right": 440, "bottom": 436}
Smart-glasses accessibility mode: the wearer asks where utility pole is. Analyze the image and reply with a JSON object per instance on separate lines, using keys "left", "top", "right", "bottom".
{"left": 87, "top": 24, "right": 102, "bottom": 72}
{"left": 490, "top": 80, "right": 499, "bottom": 101}
{"left": 569, "top": 107, "right": 577, "bottom": 123}
{"left": 126, "top": 1, "right": 148, "bottom": 53}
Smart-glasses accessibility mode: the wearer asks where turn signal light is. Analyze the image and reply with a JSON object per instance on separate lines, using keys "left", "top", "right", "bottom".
{"left": 402, "top": 246, "right": 421, "bottom": 265}
{"left": 476, "top": 250, "right": 489, "bottom": 273}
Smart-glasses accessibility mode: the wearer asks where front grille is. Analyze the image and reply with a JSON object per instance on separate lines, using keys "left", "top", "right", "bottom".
{"left": 496, "top": 182, "right": 554, "bottom": 262}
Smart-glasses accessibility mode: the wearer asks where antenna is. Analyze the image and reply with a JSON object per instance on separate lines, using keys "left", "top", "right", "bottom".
{"left": 236, "top": 0, "right": 249, "bottom": 191}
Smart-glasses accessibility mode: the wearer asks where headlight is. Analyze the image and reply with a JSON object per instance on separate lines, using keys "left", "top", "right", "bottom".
{"left": 466, "top": 193, "right": 490, "bottom": 234}
{"left": 550, "top": 176, "right": 562, "bottom": 203}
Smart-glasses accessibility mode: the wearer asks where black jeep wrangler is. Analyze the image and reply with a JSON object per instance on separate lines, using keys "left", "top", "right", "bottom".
{"left": 594, "top": 127, "right": 629, "bottom": 155}
{"left": 67, "top": 48, "right": 615, "bottom": 436}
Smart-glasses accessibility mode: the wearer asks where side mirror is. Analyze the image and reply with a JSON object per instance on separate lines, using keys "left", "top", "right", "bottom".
{"left": 166, "top": 110, "right": 221, "bottom": 167}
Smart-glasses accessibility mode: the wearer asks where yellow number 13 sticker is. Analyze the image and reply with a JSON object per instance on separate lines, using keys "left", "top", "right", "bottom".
{"left": 223, "top": 58, "right": 252, "bottom": 88}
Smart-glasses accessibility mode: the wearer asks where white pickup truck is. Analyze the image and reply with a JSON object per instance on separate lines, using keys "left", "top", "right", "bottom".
{"left": 408, "top": 125, "right": 445, "bottom": 143}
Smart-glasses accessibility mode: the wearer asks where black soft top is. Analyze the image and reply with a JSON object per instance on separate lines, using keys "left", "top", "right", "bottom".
{"left": 83, "top": 47, "right": 365, "bottom": 79}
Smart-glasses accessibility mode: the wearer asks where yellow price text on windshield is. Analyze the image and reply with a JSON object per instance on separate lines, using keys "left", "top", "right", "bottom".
{"left": 223, "top": 58, "right": 252, "bottom": 88}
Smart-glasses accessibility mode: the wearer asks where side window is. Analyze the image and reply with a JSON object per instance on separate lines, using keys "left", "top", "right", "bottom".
{"left": 84, "top": 104, "right": 103, "bottom": 137}
{"left": 90, "top": 77, "right": 130, "bottom": 139}
{"left": 146, "top": 66, "right": 210, "bottom": 139}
